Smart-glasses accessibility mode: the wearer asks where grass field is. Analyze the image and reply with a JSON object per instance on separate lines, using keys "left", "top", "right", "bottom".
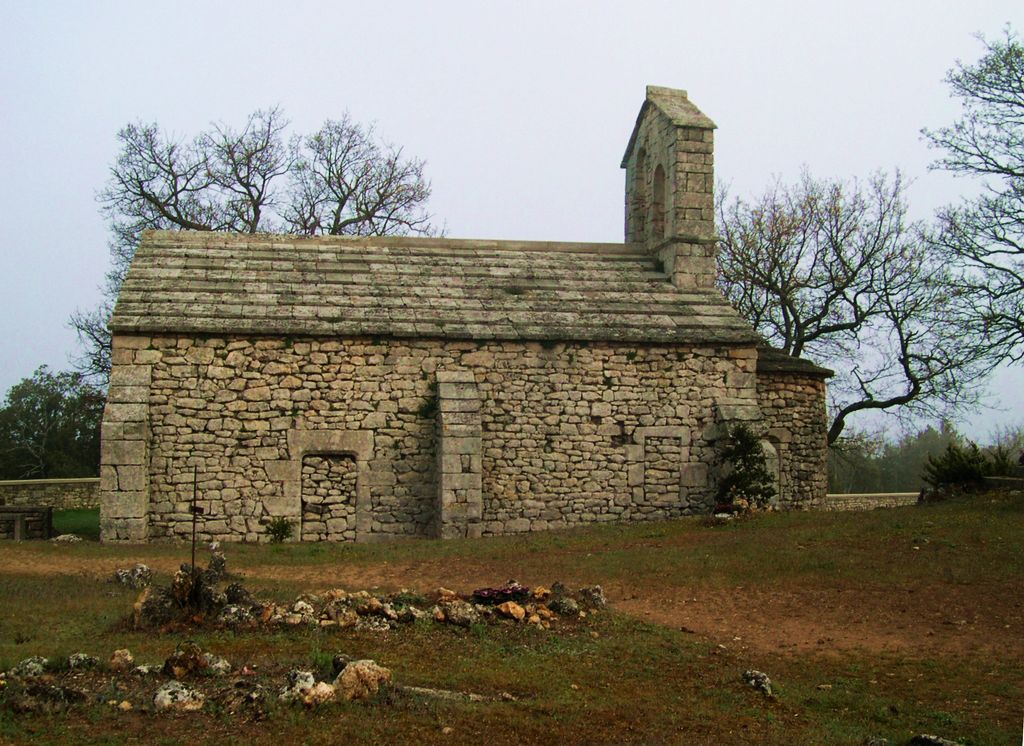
{"left": 1, "top": 493, "right": 1021, "bottom": 744}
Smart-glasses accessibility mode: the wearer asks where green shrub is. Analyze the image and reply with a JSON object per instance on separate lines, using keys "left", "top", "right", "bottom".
{"left": 923, "top": 441, "right": 1013, "bottom": 491}
{"left": 716, "top": 424, "right": 776, "bottom": 513}
{"left": 265, "top": 516, "right": 294, "bottom": 543}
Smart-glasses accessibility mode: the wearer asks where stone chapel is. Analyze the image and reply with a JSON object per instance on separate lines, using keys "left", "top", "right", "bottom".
{"left": 100, "top": 86, "right": 830, "bottom": 543}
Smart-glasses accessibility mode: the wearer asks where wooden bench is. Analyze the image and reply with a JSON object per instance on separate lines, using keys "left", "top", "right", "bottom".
{"left": 0, "top": 506, "right": 54, "bottom": 540}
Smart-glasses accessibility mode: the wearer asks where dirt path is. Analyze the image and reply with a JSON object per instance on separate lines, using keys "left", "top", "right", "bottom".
{"left": 2, "top": 546, "right": 1018, "bottom": 659}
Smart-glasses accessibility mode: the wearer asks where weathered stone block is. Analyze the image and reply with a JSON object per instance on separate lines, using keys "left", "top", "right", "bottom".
{"left": 436, "top": 370, "right": 476, "bottom": 384}
{"left": 102, "top": 440, "right": 145, "bottom": 466}
{"left": 117, "top": 464, "right": 147, "bottom": 492}
{"left": 445, "top": 437, "right": 481, "bottom": 455}
{"left": 437, "top": 382, "right": 478, "bottom": 400}
{"left": 105, "top": 403, "right": 148, "bottom": 423}
{"left": 445, "top": 473, "right": 481, "bottom": 491}
{"left": 107, "top": 385, "right": 149, "bottom": 404}
{"left": 109, "top": 365, "right": 152, "bottom": 387}
{"left": 680, "top": 463, "right": 708, "bottom": 487}
{"left": 103, "top": 492, "right": 148, "bottom": 518}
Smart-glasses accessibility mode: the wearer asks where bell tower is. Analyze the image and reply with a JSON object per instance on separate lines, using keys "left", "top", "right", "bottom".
{"left": 621, "top": 86, "right": 717, "bottom": 289}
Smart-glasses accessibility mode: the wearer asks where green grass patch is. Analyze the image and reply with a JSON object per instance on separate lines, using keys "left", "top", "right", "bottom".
{"left": 53, "top": 508, "right": 100, "bottom": 540}
{"left": 0, "top": 492, "right": 1021, "bottom": 743}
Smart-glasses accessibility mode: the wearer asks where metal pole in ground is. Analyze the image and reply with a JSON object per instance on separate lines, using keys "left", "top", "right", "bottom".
{"left": 188, "top": 466, "right": 206, "bottom": 607}
{"left": 191, "top": 466, "right": 198, "bottom": 577}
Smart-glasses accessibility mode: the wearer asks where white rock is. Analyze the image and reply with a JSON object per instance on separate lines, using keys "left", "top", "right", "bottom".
{"left": 279, "top": 669, "right": 317, "bottom": 702}
{"left": 154, "top": 681, "right": 205, "bottom": 712}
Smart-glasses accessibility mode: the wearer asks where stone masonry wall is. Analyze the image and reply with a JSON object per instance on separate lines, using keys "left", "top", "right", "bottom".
{"left": 756, "top": 372, "right": 829, "bottom": 507}
{"left": 812, "top": 493, "right": 918, "bottom": 511}
{"left": 0, "top": 478, "right": 100, "bottom": 510}
{"left": 300, "top": 455, "right": 357, "bottom": 541}
{"left": 105, "top": 334, "right": 767, "bottom": 542}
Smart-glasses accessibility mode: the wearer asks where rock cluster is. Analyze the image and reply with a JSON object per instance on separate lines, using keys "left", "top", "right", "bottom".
{"left": 128, "top": 552, "right": 607, "bottom": 635}
{"left": 112, "top": 564, "right": 152, "bottom": 589}
{"left": 279, "top": 660, "right": 393, "bottom": 706}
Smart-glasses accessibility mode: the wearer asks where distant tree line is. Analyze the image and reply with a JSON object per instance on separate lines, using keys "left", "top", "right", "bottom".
{"left": 828, "top": 422, "right": 1024, "bottom": 493}
{"left": 0, "top": 367, "right": 103, "bottom": 480}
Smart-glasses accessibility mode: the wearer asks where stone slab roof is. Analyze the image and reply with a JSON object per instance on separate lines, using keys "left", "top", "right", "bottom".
{"left": 110, "top": 230, "right": 759, "bottom": 345}
{"left": 756, "top": 346, "right": 833, "bottom": 378}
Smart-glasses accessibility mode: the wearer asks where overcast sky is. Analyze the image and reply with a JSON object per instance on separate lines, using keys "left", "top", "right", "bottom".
{"left": 2, "top": 1, "right": 1022, "bottom": 440}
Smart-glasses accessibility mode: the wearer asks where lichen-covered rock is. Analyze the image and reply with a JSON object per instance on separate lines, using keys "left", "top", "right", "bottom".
{"left": 435, "top": 587, "right": 459, "bottom": 602}
{"left": 302, "top": 681, "right": 336, "bottom": 706}
{"left": 907, "top": 736, "right": 963, "bottom": 746}
{"left": 163, "top": 643, "right": 208, "bottom": 679}
{"left": 577, "top": 585, "right": 607, "bottom": 610}
{"left": 548, "top": 597, "right": 579, "bottom": 616}
{"left": 356, "top": 596, "right": 384, "bottom": 615}
{"left": 9, "top": 656, "right": 47, "bottom": 678}
{"left": 217, "top": 604, "right": 253, "bottom": 626}
{"left": 439, "top": 599, "right": 479, "bottom": 628}
{"left": 355, "top": 616, "right": 391, "bottom": 632}
{"left": 398, "top": 606, "right": 427, "bottom": 623}
{"left": 203, "top": 653, "right": 232, "bottom": 676}
{"left": 112, "top": 564, "right": 152, "bottom": 589}
{"left": 531, "top": 586, "right": 551, "bottom": 602}
{"left": 154, "top": 681, "right": 205, "bottom": 712}
{"left": 333, "top": 660, "right": 392, "bottom": 701}
{"left": 67, "top": 653, "right": 98, "bottom": 670}
{"left": 50, "top": 534, "right": 82, "bottom": 543}
{"left": 2, "top": 681, "right": 85, "bottom": 712}
{"left": 279, "top": 670, "right": 316, "bottom": 703}
{"left": 109, "top": 649, "right": 134, "bottom": 672}
{"left": 742, "top": 669, "right": 773, "bottom": 696}
{"left": 291, "top": 600, "right": 315, "bottom": 619}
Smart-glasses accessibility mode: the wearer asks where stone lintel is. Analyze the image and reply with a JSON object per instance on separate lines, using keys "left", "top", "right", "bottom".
{"left": 438, "top": 382, "right": 478, "bottom": 400}
{"left": 436, "top": 370, "right": 476, "bottom": 384}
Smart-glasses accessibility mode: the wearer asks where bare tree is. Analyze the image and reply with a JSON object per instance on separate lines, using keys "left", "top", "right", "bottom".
{"left": 72, "top": 108, "right": 435, "bottom": 383}
{"left": 923, "top": 28, "right": 1024, "bottom": 364}
{"left": 204, "top": 108, "right": 291, "bottom": 234}
{"left": 285, "top": 116, "right": 432, "bottom": 236}
{"left": 718, "top": 171, "right": 990, "bottom": 444}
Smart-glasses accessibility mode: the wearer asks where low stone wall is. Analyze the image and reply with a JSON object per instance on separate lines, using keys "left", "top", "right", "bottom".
{"left": 0, "top": 478, "right": 100, "bottom": 510}
{"left": 0, "top": 506, "right": 54, "bottom": 539}
{"left": 814, "top": 493, "right": 918, "bottom": 511}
